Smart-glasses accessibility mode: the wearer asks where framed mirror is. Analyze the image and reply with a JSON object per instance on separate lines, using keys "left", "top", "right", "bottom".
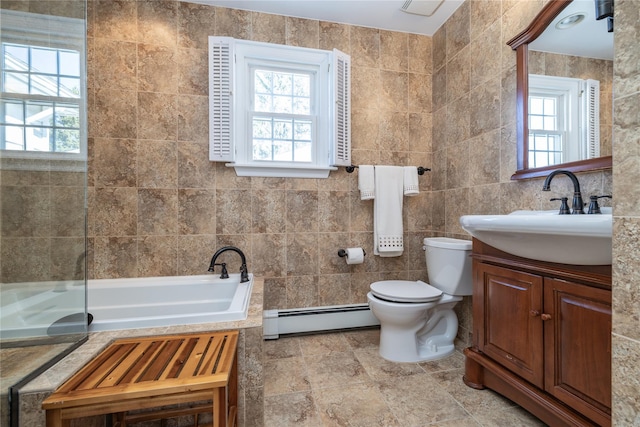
{"left": 507, "top": 0, "right": 613, "bottom": 179}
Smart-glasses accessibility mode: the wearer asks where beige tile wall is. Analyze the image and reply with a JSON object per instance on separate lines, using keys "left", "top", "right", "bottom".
{"left": 612, "top": 0, "right": 640, "bottom": 424}
{"left": 86, "top": 1, "right": 435, "bottom": 312}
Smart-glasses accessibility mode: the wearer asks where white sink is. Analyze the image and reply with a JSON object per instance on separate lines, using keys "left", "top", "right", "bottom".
{"left": 459, "top": 208, "right": 612, "bottom": 265}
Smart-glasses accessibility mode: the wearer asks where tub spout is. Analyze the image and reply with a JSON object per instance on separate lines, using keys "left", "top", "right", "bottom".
{"left": 208, "top": 246, "right": 250, "bottom": 283}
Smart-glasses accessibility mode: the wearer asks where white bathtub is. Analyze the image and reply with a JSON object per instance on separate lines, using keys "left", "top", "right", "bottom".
{"left": 87, "top": 273, "right": 254, "bottom": 332}
{"left": 0, "top": 280, "right": 86, "bottom": 340}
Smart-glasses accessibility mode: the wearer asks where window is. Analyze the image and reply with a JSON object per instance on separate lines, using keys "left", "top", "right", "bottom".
{"left": 209, "top": 37, "right": 351, "bottom": 178}
{"left": 0, "top": 10, "right": 85, "bottom": 160}
{"left": 528, "top": 74, "right": 599, "bottom": 169}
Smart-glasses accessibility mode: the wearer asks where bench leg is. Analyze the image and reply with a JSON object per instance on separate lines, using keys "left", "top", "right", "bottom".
{"left": 212, "top": 388, "right": 227, "bottom": 427}
{"left": 46, "top": 409, "right": 70, "bottom": 427}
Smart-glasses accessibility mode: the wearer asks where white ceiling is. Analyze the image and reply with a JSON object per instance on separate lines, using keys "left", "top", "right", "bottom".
{"left": 529, "top": 0, "right": 613, "bottom": 60}
{"left": 189, "top": 0, "right": 464, "bottom": 36}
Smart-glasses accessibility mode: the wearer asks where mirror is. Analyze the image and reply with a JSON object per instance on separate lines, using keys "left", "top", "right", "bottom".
{"left": 507, "top": 0, "right": 613, "bottom": 179}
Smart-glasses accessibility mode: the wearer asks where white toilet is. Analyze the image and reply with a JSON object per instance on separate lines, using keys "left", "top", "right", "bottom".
{"left": 367, "top": 237, "right": 473, "bottom": 363}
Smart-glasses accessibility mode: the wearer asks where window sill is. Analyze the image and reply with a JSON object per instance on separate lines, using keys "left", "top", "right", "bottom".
{"left": 226, "top": 163, "right": 338, "bottom": 178}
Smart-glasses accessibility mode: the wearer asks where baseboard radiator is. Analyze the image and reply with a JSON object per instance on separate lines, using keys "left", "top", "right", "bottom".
{"left": 263, "top": 304, "right": 380, "bottom": 339}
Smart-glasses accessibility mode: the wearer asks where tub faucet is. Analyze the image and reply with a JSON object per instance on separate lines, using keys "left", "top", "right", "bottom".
{"left": 208, "top": 246, "right": 250, "bottom": 283}
{"left": 542, "top": 170, "right": 585, "bottom": 214}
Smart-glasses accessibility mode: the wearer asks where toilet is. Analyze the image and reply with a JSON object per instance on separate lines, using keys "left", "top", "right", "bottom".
{"left": 367, "top": 237, "right": 473, "bottom": 363}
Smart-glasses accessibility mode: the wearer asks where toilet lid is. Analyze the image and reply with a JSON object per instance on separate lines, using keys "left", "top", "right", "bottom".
{"left": 370, "top": 280, "right": 442, "bottom": 303}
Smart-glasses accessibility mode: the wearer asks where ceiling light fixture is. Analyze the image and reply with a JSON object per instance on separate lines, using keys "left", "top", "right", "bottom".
{"left": 555, "top": 12, "right": 586, "bottom": 30}
{"left": 400, "top": 0, "right": 445, "bottom": 17}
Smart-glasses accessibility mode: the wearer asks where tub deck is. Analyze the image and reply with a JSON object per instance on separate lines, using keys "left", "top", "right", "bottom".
{"left": 42, "top": 331, "right": 239, "bottom": 427}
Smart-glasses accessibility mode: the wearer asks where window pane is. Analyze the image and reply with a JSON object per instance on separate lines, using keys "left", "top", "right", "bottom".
{"left": 254, "top": 70, "right": 271, "bottom": 93}
{"left": 3, "top": 71, "right": 28, "bottom": 93}
{"left": 30, "top": 74, "right": 59, "bottom": 96}
{"left": 273, "top": 140, "right": 292, "bottom": 161}
{"left": 59, "top": 51, "right": 80, "bottom": 76}
{"left": 543, "top": 98, "right": 556, "bottom": 115}
{"left": 294, "top": 121, "right": 312, "bottom": 141}
{"left": 55, "top": 104, "right": 79, "bottom": 128}
{"left": 533, "top": 135, "right": 548, "bottom": 151}
{"left": 26, "top": 102, "right": 53, "bottom": 126}
{"left": 543, "top": 116, "right": 556, "bottom": 130}
{"left": 293, "top": 97, "right": 310, "bottom": 115}
{"left": 293, "top": 141, "right": 311, "bottom": 162}
{"left": 55, "top": 129, "right": 80, "bottom": 152}
{"left": 26, "top": 127, "right": 51, "bottom": 151}
{"left": 273, "top": 72, "right": 292, "bottom": 95}
{"left": 31, "top": 47, "right": 57, "bottom": 74}
{"left": 530, "top": 115, "right": 543, "bottom": 130}
{"left": 530, "top": 97, "right": 543, "bottom": 114}
{"left": 534, "top": 152, "right": 549, "bottom": 168}
{"left": 254, "top": 94, "right": 271, "bottom": 112}
{"left": 2, "top": 100, "right": 24, "bottom": 124}
{"left": 273, "top": 118, "right": 292, "bottom": 140}
{"left": 252, "top": 140, "right": 272, "bottom": 160}
{"left": 293, "top": 74, "right": 310, "bottom": 97}
{"left": 253, "top": 117, "right": 272, "bottom": 139}
{"left": 2, "top": 125, "right": 25, "bottom": 150}
{"left": 59, "top": 77, "right": 81, "bottom": 97}
{"left": 4, "top": 44, "right": 28, "bottom": 70}
{"left": 273, "top": 95, "right": 292, "bottom": 114}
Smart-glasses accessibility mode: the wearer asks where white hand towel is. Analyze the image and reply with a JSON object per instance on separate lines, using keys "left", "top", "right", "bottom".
{"left": 373, "top": 165, "right": 404, "bottom": 257}
{"left": 358, "top": 165, "right": 375, "bottom": 200}
{"left": 403, "top": 166, "right": 419, "bottom": 196}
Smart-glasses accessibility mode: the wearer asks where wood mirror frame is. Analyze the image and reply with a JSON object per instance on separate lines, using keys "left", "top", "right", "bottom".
{"left": 507, "top": 0, "right": 613, "bottom": 180}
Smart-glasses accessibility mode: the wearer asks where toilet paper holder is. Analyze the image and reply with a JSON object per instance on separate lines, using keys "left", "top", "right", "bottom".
{"left": 338, "top": 249, "right": 366, "bottom": 257}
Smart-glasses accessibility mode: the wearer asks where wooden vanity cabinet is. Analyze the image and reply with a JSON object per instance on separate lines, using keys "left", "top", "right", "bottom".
{"left": 464, "top": 239, "right": 611, "bottom": 427}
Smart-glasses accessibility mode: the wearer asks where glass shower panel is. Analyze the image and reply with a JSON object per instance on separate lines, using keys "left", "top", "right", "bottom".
{"left": 0, "top": 2, "right": 87, "bottom": 425}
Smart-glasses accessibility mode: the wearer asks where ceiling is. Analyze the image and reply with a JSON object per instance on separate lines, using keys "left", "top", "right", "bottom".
{"left": 529, "top": 0, "right": 613, "bottom": 60}
{"left": 189, "top": 0, "right": 464, "bottom": 36}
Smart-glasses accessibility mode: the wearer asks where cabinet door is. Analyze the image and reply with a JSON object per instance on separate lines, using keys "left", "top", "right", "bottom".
{"left": 544, "top": 278, "right": 611, "bottom": 425}
{"left": 476, "top": 263, "right": 544, "bottom": 388}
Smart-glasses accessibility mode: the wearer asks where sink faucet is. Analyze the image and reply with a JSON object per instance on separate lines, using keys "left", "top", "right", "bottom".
{"left": 208, "top": 246, "right": 250, "bottom": 283}
{"left": 542, "top": 170, "right": 585, "bottom": 214}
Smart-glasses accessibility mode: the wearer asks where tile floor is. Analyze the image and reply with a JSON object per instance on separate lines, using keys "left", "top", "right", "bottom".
{"left": 263, "top": 328, "right": 547, "bottom": 427}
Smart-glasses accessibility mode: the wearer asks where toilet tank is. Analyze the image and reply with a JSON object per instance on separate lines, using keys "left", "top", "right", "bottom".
{"left": 423, "top": 237, "right": 473, "bottom": 296}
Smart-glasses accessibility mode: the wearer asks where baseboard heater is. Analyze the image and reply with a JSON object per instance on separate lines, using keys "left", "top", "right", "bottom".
{"left": 263, "top": 303, "right": 379, "bottom": 339}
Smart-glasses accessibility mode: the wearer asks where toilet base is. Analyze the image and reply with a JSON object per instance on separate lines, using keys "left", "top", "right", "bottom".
{"left": 378, "top": 329, "right": 456, "bottom": 363}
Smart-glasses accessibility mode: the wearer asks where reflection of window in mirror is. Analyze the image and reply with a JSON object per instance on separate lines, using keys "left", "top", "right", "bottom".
{"left": 528, "top": 74, "right": 599, "bottom": 168}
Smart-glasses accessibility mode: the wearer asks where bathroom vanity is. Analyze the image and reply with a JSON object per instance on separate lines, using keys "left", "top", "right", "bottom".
{"left": 464, "top": 239, "right": 611, "bottom": 427}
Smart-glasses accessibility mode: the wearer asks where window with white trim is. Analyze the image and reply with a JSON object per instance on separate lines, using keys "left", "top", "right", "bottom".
{"left": 209, "top": 37, "right": 351, "bottom": 178}
{"left": 0, "top": 10, "right": 86, "bottom": 160}
{"left": 528, "top": 74, "right": 599, "bottom": 169}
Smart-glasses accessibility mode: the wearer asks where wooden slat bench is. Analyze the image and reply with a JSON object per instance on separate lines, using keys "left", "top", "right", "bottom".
{"left": 42, "top": 331, "right": 239, "bottom": 427}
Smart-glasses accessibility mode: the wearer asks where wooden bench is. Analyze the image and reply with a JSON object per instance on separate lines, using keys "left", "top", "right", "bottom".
{"left": 42, "top": 330, "right": 239, "bottom": 427}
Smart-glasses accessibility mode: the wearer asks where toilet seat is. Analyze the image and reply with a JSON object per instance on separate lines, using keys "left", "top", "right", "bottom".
{"left": 370, "top": 280, "right": 442, "bottom": 303}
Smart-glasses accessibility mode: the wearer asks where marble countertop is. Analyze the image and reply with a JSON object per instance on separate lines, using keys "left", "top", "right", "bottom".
{"left": 20, "top": 277, "right": 264, "bottom": 394}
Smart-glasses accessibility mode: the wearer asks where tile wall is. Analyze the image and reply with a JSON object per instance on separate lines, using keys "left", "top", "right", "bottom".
{"left": 611, "top": 0, "right": 640, "bottom": 424}
{"left": 85, "top": 0, "right": 435, "bottom": 314}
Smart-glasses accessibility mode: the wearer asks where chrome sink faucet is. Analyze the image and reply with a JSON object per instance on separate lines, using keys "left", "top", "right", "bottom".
{"left": 208, "top": 246, "right": 250, "bottom": 283}
{"left": 542, "top": 170, "right": 585, "bottom": 214}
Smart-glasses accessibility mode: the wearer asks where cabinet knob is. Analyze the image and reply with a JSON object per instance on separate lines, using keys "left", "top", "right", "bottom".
{"left": 541, "top": 313, "right": 552, "bottom": 321}
{"left": 530, "top": 310, "right": 540, "bottom": 317}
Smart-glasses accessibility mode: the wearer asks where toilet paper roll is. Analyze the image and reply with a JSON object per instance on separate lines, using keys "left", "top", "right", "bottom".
{"left": 345, "top": 247, "right": 365, "bottom": 265}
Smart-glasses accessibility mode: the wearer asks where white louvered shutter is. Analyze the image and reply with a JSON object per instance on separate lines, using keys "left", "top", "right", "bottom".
{"left": 585, "top": 79, "right": 600, "bottom": 159}
{"left": 332, "top": 49, "right": 351, "bottom": 167}
{"left": 209, "top": 37, "right": 234, "bottom": 162}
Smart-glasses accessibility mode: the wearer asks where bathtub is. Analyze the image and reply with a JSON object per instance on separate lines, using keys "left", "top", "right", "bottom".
{"left": 87, "top": 273, "right": 254, "bottom": 332}
{"left": 0, "top": 280, "right": 86, "bottom": 340}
